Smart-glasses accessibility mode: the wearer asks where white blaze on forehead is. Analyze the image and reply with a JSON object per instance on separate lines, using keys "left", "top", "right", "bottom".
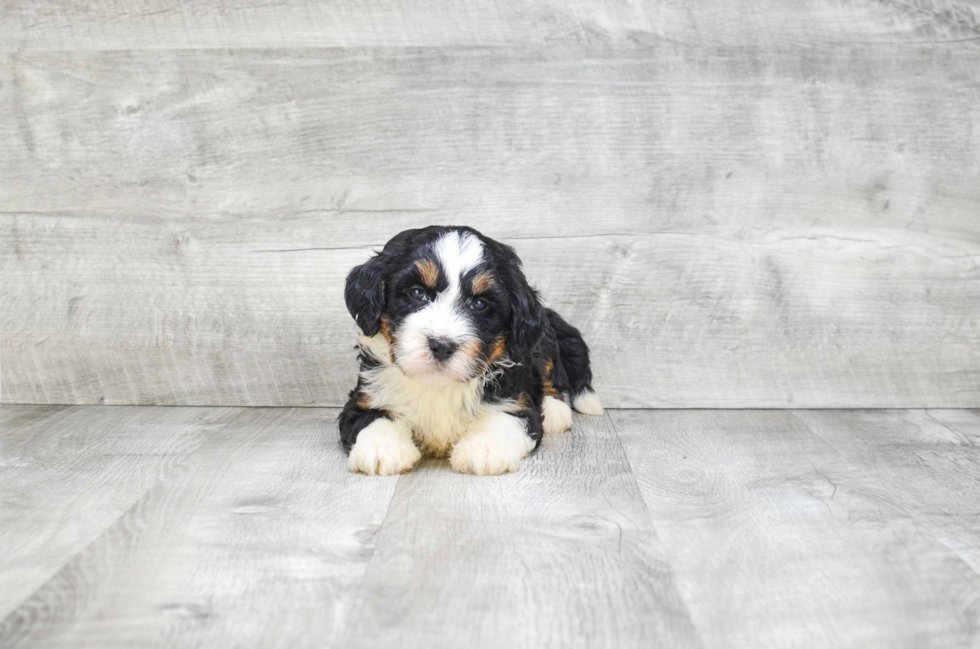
{"left": 393, "top": 231, "right": 485, "bottom": 381}
{"left": 426, "top": 230, "right": 484, "bottom": 335}
{"left": 434, "top": 230, "right": 484, "bottom": 297}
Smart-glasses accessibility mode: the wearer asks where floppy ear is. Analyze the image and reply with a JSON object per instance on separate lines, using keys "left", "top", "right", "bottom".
{"left": 345, "top": 228, "right": 422, "bottom": 336}
{"left": 344, "top": 255, "right": 387, "bottom": 337}
{"left": 501, "top": 248, "right": 546, "bottom": 360}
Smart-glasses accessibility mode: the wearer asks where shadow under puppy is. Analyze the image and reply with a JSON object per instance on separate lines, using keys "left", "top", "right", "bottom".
{"left": 339, "top": 226, "right": 603, "bottom": 476}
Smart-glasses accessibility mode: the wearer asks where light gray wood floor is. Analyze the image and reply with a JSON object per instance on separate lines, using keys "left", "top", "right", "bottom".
{"left": 1, "top": 406, "right": 979, "bottom": 648}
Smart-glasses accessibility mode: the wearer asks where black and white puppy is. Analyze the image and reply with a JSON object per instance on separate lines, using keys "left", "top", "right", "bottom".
{"left": 339, "top": 226, "right": 602, "bottom": 476}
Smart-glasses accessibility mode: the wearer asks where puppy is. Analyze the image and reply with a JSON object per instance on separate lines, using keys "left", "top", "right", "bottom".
{"left": 339, "top": 226, "right": 603, "bottom": 476}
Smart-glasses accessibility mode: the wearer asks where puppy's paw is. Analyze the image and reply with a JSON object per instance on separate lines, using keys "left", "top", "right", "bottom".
{"left": 348, "top": 418, "right": 421, "bottom": 476}
{"left": 541, "top": 395, "right": 573, "bottom": 434}
{"left": 572, "top": 389, "right": 604, "bottom": 416}
{"left": 450, "top": 412, "right": 535, "bottom": 476}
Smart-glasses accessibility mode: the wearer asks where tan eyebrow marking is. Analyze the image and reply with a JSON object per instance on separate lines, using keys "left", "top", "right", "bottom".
{"left": 471, "top": 271, "right": 496, "bottom": 294}
{"left": 415, "top": 259, "right": 439, "bottom": 288}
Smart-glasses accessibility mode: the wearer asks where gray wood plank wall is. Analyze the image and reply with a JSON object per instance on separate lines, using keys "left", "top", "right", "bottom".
{"left": 2, "top": 1, "right": 979, "bottom": 407}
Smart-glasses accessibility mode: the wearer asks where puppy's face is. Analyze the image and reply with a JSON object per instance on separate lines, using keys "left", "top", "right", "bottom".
{"left": 345, "top": 227, "right": 543, "bottom": 383}
{"left": 384, "top": 231, "right": 509, "bottom": 382}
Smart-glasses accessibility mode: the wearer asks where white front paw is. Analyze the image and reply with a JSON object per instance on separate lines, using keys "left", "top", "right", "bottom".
{"left": 542, "top": 395, "right": 573, "bottom": 434}
{"left": 450, "top": 413, "right": 535, "bottom": 476}
{"left": 349, "top": 418, "right": 421, "bottom": 476}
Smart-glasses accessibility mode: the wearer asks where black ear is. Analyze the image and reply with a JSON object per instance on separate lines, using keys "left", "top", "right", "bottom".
{"left": 344, "top": 255, "right": 387, "bottom": 336}
{"left": 345, "top": 228, "right": 423, "bottom": 336}
{"left": 501, "top": 247, "right": 545, "bottom": 359}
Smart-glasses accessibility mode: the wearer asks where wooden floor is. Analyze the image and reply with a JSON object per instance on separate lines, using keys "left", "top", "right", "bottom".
{"left": 1, "top": 406, "right": 979, "bottom": 648}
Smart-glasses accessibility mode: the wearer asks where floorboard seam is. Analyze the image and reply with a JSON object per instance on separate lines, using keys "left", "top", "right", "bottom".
{"left": 922, "top": 410, "right": 979, "bottom": 446}
{"left": 328, "top": 471, "right": 405, "bottom": 649}
{"left": 0, "top": 406, "right": 245, "bottom": 625}
{"left": 787, "top": 409, "right": 980, "bottom": 580}
{"left": 603, "top": 411, "right": 707, "bottom": 649}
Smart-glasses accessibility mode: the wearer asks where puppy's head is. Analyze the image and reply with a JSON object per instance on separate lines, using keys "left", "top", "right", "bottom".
{"left": 345, "top": 226, "right": 544, "bottom": 383}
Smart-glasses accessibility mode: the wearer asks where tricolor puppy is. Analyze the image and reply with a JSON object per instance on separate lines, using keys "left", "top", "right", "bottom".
{"left": 339, "top": 226, "right": 603, "bottom": 476}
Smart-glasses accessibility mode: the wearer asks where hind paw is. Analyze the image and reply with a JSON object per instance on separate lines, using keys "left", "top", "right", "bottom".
{"left": 572, "top": 390, "right": 604, "bottom": 416}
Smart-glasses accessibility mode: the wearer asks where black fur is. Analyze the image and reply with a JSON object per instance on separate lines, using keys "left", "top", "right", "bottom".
{"left": 338, "top": 349, "right": 390, "bottom": 451}
{"left": 475, "top": 235, "right": 546, "bottom": 359}
{"left": 482, "top": 353, "right": 545, "bottom": 449}
{"left": 545, "top": 308, "right": 594, "bottom": 398}
{"left": 338, "top": 400, "right": 388, "bottom": 452}
{"left": 343, "top": 228, "right": 445, "bottom": 337}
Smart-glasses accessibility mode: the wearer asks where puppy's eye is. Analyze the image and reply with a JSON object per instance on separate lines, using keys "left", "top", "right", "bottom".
{"left": 409, "top": 287, "right": 428, "bottom": 302}
{"left": 470, "top": 297, "right": 488, "bottom": 312}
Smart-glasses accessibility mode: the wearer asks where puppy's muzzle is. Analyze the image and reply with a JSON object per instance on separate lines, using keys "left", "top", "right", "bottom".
{"left": 427, "top": 337, "right": 458, "bottom": 362}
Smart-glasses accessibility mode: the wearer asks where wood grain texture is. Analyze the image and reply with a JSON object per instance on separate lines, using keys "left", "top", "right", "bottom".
{"left": 2, "top": 41, "right": 979, "bottom": 407}
{"left": 3, "top": 47, "right": 979, "bottom": 225}
{"left": 792, "top": 409, "right": 980, "bottom": 573}
{"left": 0, "top": 405, "right": 239, "bottom": 619}
{"left": 338, "top": 413, "right": 700, "bottom": 648}
{"left": 2, "top": 0, "right": 978, "bottom": 51}
{"left": 609, "top": 409, "right": 980, "bottom": 649}
{"left": 0, "top": 407, "right": 399, "bottom": 649}
{"left": 4, "top": 406, "right": 980, "bottom": 646}
{"left": 4, "top": 224, "right": 978, "bottom": 407}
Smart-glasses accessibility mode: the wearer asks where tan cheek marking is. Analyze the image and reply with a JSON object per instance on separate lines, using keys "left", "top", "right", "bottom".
{"left": 486, "top": 334, "right": 507, "bottom": 365}
{"left": 415, "top": 259, "right": 439, "bottom": 288}
{"left": 379, "top": 316, "right": 396, "bottom": 362}
{"left": 357, "top": 392, "right": 372, "bottom": 410}
{"left": 471, "top": 271, "right": 496, "bottom": 294}
{"left": 379, "top": 316, "right": 393, "bottom": 344}
{"left": 458, "top": 339, "right": 482, "bottom": 364}
{"left": 516, "top": 393, "right": 531, "bottom": 410}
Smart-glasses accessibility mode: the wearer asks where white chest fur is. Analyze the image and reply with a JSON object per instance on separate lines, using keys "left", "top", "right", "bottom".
{"left": 360, "top": 362, "right": 488, "bottom": 457}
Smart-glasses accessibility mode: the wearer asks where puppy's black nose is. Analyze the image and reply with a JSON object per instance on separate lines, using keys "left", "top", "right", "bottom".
{"left": 428, "top": 337, "right": 458, "bottom": 362}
